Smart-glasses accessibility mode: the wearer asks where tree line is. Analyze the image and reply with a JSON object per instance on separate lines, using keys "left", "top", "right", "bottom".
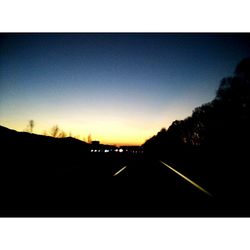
{"left": 143, "top": 57, "right": 250, "bottom": 158}
{"left": 142, "top": 57, "right": 250, "bottom": 200}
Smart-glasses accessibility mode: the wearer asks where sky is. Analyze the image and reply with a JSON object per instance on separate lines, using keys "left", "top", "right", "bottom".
{"left": 0, "top": 33, "right": 250, "bottom": 145}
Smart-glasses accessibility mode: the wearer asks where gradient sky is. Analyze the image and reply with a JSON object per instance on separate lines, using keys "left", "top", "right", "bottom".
{"left": 0, "top": 33, "right": 250, "bottom": 145}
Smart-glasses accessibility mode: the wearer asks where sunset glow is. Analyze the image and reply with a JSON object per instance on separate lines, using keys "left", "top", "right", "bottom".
{"left": 1, "top": 34, "right": 250, "bottom": 145}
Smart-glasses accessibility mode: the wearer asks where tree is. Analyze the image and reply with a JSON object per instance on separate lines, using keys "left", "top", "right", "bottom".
{"left": 28, "top": 120, "right": 34, "bottom": 133}
{"left": 143, "top": 57, "right": 250, "bottom": 155}
{"left": 50, "top": 125, "right": 60, "bottom": 138}
{"left": 88, "top": 134, "right": 92, "bottom": 143}
{"left": 58, "top": 130, "right": 67, "bottom": 138}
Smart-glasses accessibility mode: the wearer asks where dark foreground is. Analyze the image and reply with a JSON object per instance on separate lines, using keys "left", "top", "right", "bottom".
{"left": 1, "top": 150, "right": 248, "bottom": 216}
{"left": 0, "top": 153, "right": 210, "bottom": 216}
{"left": 1, "top": 125, "right": 250, "bottom": 217}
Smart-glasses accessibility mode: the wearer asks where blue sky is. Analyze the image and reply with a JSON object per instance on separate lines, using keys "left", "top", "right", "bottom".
{"left": 0, "top": 33, "right": 250, "bottom": 145}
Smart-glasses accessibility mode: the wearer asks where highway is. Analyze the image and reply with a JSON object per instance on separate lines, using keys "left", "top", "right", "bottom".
{"left": 0, "top": 152, "right": 217, "bottom": 216}
{"left": 82, "top": 154, "right": 216, "bottom": 216}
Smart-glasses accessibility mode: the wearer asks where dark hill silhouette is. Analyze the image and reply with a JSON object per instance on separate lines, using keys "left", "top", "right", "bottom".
{"left": 0, "top": 125, "right": 154, "bottom": 216}
{"left": 0, "top": 125, "right": 89, "bottom": 147}
{"left": 0, "top": 125, "right": 90, "bottom": 178}
{"left": 143, "top": 58, "right": 250, "bottom": 209}
{"left": 0, "top": 126, "right": 89, "bottom": 210}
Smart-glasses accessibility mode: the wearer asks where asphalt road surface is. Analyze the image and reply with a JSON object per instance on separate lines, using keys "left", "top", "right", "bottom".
{"left": 0, "top": 153, "right": 225, "bottom": 216}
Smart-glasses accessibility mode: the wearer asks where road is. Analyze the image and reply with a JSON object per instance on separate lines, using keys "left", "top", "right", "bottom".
{"left": 66, "top": 153, "right": 216, "bottom": 216}
{"left": 0, "top": 152, "right": 217, "bottom": 216}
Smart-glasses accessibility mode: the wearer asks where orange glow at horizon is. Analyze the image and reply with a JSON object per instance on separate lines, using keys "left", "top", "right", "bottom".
{"left": 1, "top": 34, "right": 249, "bottom": 148}
{"left": 0, "top": 118, "right": 167, "bottom": 146}
{"left": 0, "top": 101, "right": 196, "bottom": 146}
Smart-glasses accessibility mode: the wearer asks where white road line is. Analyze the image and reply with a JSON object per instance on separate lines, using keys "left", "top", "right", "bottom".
{"left": 113, "top": 166, "right": 127, "bottom": 176}
{"left": 160, "top": 160, "right": 213, "bottom": 197}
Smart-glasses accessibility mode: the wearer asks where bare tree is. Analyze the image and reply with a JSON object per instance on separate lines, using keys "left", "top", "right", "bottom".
{"left": 58, "top": 130, "right": 67, "bottom": 138}
{"left": 88, "top": 134, "right": 92, "bottom": 143}
{"left": 28, "top": 120, "right": 34, "bottom": 133}
{"left": 50, "top": 125, "right": 60, "bottom": 138}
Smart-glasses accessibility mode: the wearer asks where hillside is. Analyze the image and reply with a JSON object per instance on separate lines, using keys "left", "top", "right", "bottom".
{"left": 0, "top": 125, "right": 89, "bottom": 147}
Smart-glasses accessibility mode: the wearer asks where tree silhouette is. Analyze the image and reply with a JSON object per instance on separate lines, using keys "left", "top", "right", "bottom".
{"left": 50, "top": 125, "right": 60, "bottom": 138}
{"left": 142, "top": 57, "right": 250, "bottom": 201}
{"left": 58, "top": 130, "right": 67, "bottom": 138}
{"left": 144, "top": 57, "right": 250, "bottom": 157}
{"left": 88, "top": 134, "right": 92, "bottom": 143}
{"left": 28, "top": 120, "right": 34, "bottom": 133}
